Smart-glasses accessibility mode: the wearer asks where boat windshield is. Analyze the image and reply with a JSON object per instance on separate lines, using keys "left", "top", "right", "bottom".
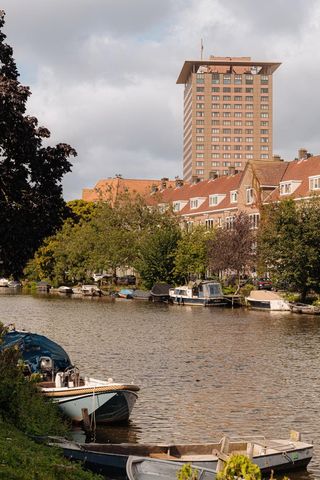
{"left": 208, "top": 284, "right": 222, "bottom": 296}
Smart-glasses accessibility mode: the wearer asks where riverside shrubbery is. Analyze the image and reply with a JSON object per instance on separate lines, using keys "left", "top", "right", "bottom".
{"left": 0, "top": 324, "right": 102, "bottom": 479}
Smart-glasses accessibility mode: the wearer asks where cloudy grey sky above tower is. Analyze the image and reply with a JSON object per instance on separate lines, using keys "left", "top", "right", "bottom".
{"left": 1, "top": 0, "right": 319, "bottom": 199}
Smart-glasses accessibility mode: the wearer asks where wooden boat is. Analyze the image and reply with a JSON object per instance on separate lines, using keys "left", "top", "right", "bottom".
{"left": 47, "top": 432, "right": 313, "bottom": 476}
{"left": 126, "top": 456, "right": 216, "bottom": 480}
{"left": 169, "top": 281, "right": 227, "bottom": 306}
{"left": 246, "top": 290, "right": 290, "bottom": 311}
{"left": 39, "top": 372, "right": 139, "bottom": 424}
{"left": 289, "top": 302, "right": 320, "bottom": 315}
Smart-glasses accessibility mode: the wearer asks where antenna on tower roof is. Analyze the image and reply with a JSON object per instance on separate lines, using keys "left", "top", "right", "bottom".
{"left": 200, "top": 38, "right": 204, "bottom": 60}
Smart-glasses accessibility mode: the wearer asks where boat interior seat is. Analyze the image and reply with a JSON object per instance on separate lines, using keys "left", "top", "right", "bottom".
{"left": 149, "top": 453, "right": 181, "bottom": 460}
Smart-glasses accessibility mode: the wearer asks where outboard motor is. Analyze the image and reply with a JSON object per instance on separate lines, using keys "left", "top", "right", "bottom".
{"left": 39, "top": 356, "right": 54, "bottom": 380}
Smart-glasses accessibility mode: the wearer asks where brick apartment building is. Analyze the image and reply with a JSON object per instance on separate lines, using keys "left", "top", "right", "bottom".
{"left": 177, "top": 56, "right": 281, "bottom": 183}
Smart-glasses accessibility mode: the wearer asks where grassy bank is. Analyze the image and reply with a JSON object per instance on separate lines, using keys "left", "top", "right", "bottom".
{"left": 0, "top": 418, "right": 102, "bottom": 480}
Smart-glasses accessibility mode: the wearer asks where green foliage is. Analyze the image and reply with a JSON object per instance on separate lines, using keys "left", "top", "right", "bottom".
{"left": 174, "top": 226, "right": 215, "bottom": 283}
{"left": 0, "top": 418, "right": 102, "bottom": 480}
{"left": 216, "top": 454, "right": 261, "bottom": 480}
{"left": 176, "top": 463, "right": 199, "bottom": 480}
{"left": 136, "top": 224, "right": 182, "bottom": 289}
{"left": 0, "top": 324, "right": 68, "bottom": 436}
{"left": 258, "top": 197, "right": 320, "bottom": 301}
{"left": 0, "top": 11, "right": 76, "bottom": 277}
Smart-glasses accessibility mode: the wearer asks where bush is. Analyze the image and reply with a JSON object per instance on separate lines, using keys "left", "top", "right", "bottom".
{"left": 217, "top": 454, "right": 261, "bottom": 480}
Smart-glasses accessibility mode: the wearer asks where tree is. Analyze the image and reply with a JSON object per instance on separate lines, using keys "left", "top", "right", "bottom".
{"left": 135, "top": 224, "right": 182, "bottom": 289}
{"left": 258, "top": 197, "right": 320, "bottom": 301}
{"left": 207, "top": 213, "right": 256, "bottom": 288}
{"left": 174, "top": 225, "right": 215, "bottom": 283}
{"left": 0, "top": 11, "right": 76, "bottom": 277}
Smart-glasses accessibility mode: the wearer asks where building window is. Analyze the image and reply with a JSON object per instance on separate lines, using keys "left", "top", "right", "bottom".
{"left": 246, "top": 137, "right": 254, "bottom": 142}
{"left": 246, "top": 87, "right": 253, "bottom": 93}
{"left": 260, "top": 154, "right": 269, "bottom": 159}
{"left": 196, "top": 95, "right": 204, "bottom": 100}
{"left": 223, "top": 128, "right": 231, "bottom": 134}
{"left": 223, "top": 159, "right": 231, "bottom": 164}
{"left": 212, "top": 145, "right": 220, "bottom": 150}
{"left": 245, "top": 145, "right": 253, "bottom": 151}
{"left": 260, "top": 129, "right": 268, "bottom": 134}
{"left": 196, "top": 128, "right": 204, "bottom": 133}
{"left": 223, "top": 120, "right": 231, "bottom": 125}
{"left": 246, "top": 154, "right": 253, "bottom": 159}
{"left": 249, "top": 213, "right": 260, "bottom": 229}
{"left": 245, "top": 129, "right": 253, "bottom": 134}
{"left": 245, "top": 112, "right": 253, "bottom": 118}
{"left": 196, "top": 144, "right": 204, "bottom": 150}
{"left": 223, "top": 145, "right": 231, "bottom": 150}
{"left": 190, "top": 199, "right": 199, "bottom": 209}
{"left": 246, "top": 104, "right": 253, "bottom": 110}
{"left": 234, "top": 96, "right": 242, "bottom": 101}
{"left": 197, "top": 87, "right": 205, "bottom": 92}
{"left": 235, "top": 160, "right": 242, "bottom": 164}
{"left": 260, "top": 121, "right": 269, "bottom": 126}
{"left": 212, "top": 103, "right": 220, "bottom": 109}
{"left": 245, "top": 75, "right": 253, "bottom": 84}
{"left": 234, "top": 74, "right": 242, "bottom": 84}
{"left": 261, "top": 75, "right": 269, "bottom": 84}
{"left": 261, "top": 88, "right": 268, "bottom": 93}
{"left": 211, "top": 160, "right": 220, "bottom": 166}
{"left": 245, "top": 96, "right": 253, "bottom": 101}
{"left": 223, "top": 75, "right": 231, "bottom": 84}
{"left": 196, "top": 161, "right": 204, "bottom": 166}
{"left": 196, "top": 103, "right": 204, "bottom": 109}
{"left": 234, "top": 112, "right": 242, "bottom": 118}
{"left": 212, "top": 87, "right": 220, "bottom": 92}
{"left": 205, "top": 219, "right": 214, "bottom": 229}
{"left": 209, "top": 195, "right": 218, "bottom": 206}
{"left": 234, "top": 137, "right": 243, "bottom": 142}
{"left": 261, "top": 146, "right": 269, "bottom": 151}
{"left": 234, "top": 145, "right": 243, "bottom": 150}
{"left": 196, "top": 111, "right": 204, "bottom": 117}
{"left": 261, "top": 96, "right": 269, "bottom": 102}
{"left": 234, "top": 87, "right": 242, "bottom": 93}
{"left": 173, "top": 202, "right": 181, "bottom": 212}
{"left": 261, "top": 137, "right": 269, "bottom": 143}
{"left": 261, "top": 104, "right": 269, "bottom": 110}
{"left": 310, "top": 176, "right": 320, "bottom": 190}
{"left": 223, "top": 104, "right": 231, "bottom": 109}
{"left": 223, "top": 112, "right": 231, "bottom": 117}
{"left": 280, "top": 182, "right": 292, "bottom": 195}
{"left": 223, "top": 87, "right": 231, "bottom": 92}
{"left": 246, "top": 121, "right": 253, "bottom": 126}
{"left": 196, "top": 136, "right": 204, "bottom": 141}
{"left": 225, "top": 216, "right": 235, "bottom": 230}
{"left": 196, "top": 153, "right": 204, "bottom": 158}
{"left": 196, "top": 73, "right": 205, "bottom": 84}
{"left": 234, "top": 120, "right": 242, "bottom": 126}
{"left": 212, "top": 73, "right": 220, "bottom": 84}
{"left": 223, "top": 95, "right": 231, "bottom": 101}
{"left": 212, "top": 128, "right": 220, "bottom": 134}
{"left": 230, "top": 190, "right": 238, "bottom": 203}
{"left": 212, "top": 112, "right": 220, "bottom": 117}
{"left": 223, "top": 137, "right": 231, "bottom": 142}
{"left": 196, "top": 169, "right": 204, "bottom": 175}
{"left": 246, "top": 187, "right": 254, "bottom": 204}
{"left": 212, "top": 120, "right": 220, "bottom": 125}
{"left": 234, "top": 128, "right": 242, "bottom": 134}
{"left": 212, "top": 95, "right": 220, "bottom": 101}
{"left": 234, "top": 104, "right": 242, "bottom": 109}
{"left": 196, "top": 120, "right": 205, "bottom": 125}
{"left": 212, "top": 136, "right": 220, "bottom": 142}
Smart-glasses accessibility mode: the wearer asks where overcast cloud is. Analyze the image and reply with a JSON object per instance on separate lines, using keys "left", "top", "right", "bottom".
{"left": 1, "top": 0, "right": 320, "bottom": 199}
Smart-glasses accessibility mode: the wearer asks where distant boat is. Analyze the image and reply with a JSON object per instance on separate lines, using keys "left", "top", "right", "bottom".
{"left": 150, "top": 283, "right": 172, "bottom": 302}
{"left": 246, "top": 290, "right": 290, "bottom": 311}
{"left": 58, "top": 286, "right": 73, "bottom": 294}
{"left": 289, "top": 302, "right": 320, "bottom": 315}
{"left": 132, "top": 289, "right": 151, "bottom": 301}
{"left": 8, "top": 280, "right": 22, "bottom": 289}
{"left": 36, "top": 281, "right": 51, "bottom": 293}
{"left": 169, "top": 281, "right": 227, "bottom": 306}
{"left": 0, "top": 278, "right": 9, "bottom": 287}
{"left": 118, "top": 288, "right": 134, "bottom": 299}
{"left": 48, "top": 432, "right": 313, "bottom": 477}
{"left": 81, "top": 285, "right": 102, "bottom": 296}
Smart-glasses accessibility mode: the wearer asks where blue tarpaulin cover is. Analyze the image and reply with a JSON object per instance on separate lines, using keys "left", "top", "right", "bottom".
{"left": 0, "top": 331, "right": 72, "bottom": 373}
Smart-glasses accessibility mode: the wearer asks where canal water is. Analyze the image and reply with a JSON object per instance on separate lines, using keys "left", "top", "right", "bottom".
{"left": 0, "top": 291, "right": 319, "bottom": 479}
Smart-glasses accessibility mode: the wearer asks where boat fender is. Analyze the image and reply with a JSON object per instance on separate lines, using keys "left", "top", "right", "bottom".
{"left": 55, "top": 372, "right": 64, "bottom": 388}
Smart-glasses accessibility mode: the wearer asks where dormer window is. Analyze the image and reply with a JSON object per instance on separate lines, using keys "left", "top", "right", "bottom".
{"left": 190, "top": 197, "right": 205, "bottom": 210}
{"left": 230, "top": 190, "right": 238, "bottom": 203}
{"left": 246, "top": 187, "right": 254, "bottom": 204}
{"left": 279, "top": 180, "right": 301, "bottom": 196}
{"left": 209, "top": 194, "right": 226, "bottom": 206}
{"left": 173, "top": 202, "right": 181, "bottom": 212}
{"left": 309, "top": 176, "right": 320, "bottom": 191}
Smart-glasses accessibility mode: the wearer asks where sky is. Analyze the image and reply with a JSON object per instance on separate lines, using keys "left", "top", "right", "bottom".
{"left": 1, "top": 0, "right": 320, "bottom": 200}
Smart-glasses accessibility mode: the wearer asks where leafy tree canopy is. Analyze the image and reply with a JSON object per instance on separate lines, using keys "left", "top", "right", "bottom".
{"left": 258, "top": 197, "right": 320, "bottom": 301}
{"left": 0, "top": 11, "right": 76, "bottom": 277}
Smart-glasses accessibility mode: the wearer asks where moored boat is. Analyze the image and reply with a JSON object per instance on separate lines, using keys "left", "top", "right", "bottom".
{"left": 132, "top": 289, "right": 151, "bottom": 301}
{"left": 289, "top": 302, "right": 320, "bottom": 315}
{"left": 47, "top": 432, "right": 313, "bottom": 477}
{"left": 169, "top": 281, "right": 227, "bottom": 306}
{"left": 58, "top": 285, "right": 73, "bottom": 294}
{"left": 0, "top": 328, "right": 139, "bottom": 424}
{"left": 246, "top": 290, "right": 290, "bottom": 311}
{"left": 81, "top": 284, "right": 102, "bottom": 296}
{"left": 150, "top": 283, "right": 172, "bottom": 302}
{"left": 118, "top": 288, "right": 134, "bottom": 299}
{"left": 126, "top": 456, "right": 216, "bottom": 480}
{"left": 0, "top": 277, "right": 9, "bottom": 287}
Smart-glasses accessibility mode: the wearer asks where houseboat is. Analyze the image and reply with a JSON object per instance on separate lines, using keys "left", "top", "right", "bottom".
{"left": 169, "top": 281, "right": 227, "bottom": 306}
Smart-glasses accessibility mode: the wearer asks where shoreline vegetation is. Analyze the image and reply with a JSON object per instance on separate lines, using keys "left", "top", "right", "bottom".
{"left": 0, "top": 324, "right": 102, "bottom": 480}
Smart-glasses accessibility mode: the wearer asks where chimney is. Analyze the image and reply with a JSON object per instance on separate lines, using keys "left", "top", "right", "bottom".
{"left": 160, "top": 177, "right": 169, "bottom": 189}
{"left": 192, "top": 175, "right": 201, "bottom": 184}
{"left": 298, "top": 148, "right": 308, "bottom": 160}
{"left": 175, "top": 177, "right": 184, "bottom": 188}
{"left": 209, "top": 171, "right": 219, "bottom": 180}
{"left": 151, "top": 184, "right": 158, "bottom": 193}
{"left": 228, "top": 166, "right": 236, "bottom": 175}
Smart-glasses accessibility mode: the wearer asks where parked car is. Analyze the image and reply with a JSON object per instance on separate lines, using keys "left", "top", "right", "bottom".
{"left": 257, "top": 278, "right": 272, "bottom": 290}
{"left": 117, "top": 275, "right": 136, "bottom": 286}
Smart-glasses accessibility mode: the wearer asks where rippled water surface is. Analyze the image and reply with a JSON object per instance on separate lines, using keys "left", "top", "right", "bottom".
{"left": 0, "top": 292, "right": 319, "bottom": 479}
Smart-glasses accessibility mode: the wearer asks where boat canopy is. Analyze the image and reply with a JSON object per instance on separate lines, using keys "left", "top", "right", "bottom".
{"left": 0, "top": 331, "right": 72, "bottom": 373}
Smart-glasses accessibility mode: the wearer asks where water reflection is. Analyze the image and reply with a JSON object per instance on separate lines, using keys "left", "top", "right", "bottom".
{"left": 0, "top": 292, "right": 319, "bottom": 478}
